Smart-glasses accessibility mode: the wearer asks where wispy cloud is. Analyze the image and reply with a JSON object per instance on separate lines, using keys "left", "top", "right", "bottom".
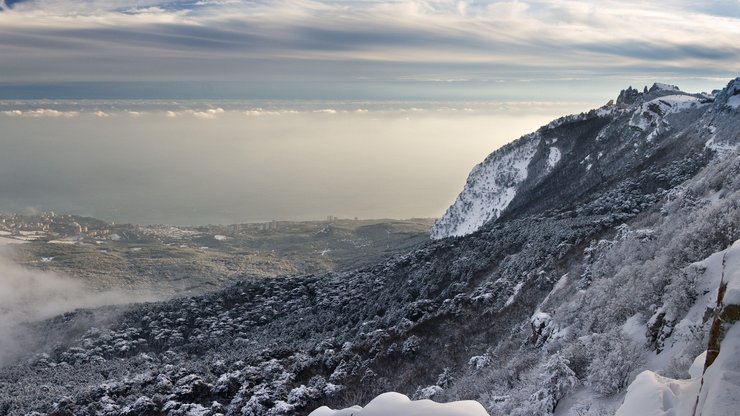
{"left": 0, "top": 1, "right": 738, "bottom": 98}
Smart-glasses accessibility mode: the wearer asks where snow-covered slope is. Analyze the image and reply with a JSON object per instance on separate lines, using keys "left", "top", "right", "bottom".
{"left": 616, "top": 239, "right": 740, "bottom": 416}
{"left": 430, "top": 135, "right": 539, "bottom": 238}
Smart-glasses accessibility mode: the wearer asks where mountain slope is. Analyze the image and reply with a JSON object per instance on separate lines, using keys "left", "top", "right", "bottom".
{"left": 0, "top": 79, "right": 739, "bottom": 416}
{"left": 432, "top": 81, "right": 734, "bottom": 239}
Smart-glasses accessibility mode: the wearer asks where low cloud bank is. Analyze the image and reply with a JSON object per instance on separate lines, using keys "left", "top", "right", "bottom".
{"left": 0, "top": 246, "right": 155, "bottom": 366}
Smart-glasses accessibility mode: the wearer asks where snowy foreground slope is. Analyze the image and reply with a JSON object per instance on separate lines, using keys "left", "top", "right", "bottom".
{"left": 309, "top": 392, "right": 489, "bottom": 416}
{"left": 0, "top": 79, "right": 739, "bottom": 416}
{"left": 615, "top": 240, "right": 740, "bottom": 416}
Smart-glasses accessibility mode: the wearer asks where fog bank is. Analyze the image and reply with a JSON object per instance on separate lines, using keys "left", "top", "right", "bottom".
{"left": 0, "top": 243, "right": 156, "bottom": 366}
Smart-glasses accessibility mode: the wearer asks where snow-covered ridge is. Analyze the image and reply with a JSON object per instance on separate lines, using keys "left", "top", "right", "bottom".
{"left": 431, "top": 135, "right": 539, "bottom": 239}
{"left": 650, "top": 82, "right": 680, "bottom": 92}
{"left": 431, "top": 81, "right": 725, "bottom": 240}
{"left": 629, "top": 94, "right": 707, "bottom": 132}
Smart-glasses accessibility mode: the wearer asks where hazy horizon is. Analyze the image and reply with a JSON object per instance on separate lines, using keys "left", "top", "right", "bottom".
{"left": 0, "top": 99, "right": 603, "bottom": 226}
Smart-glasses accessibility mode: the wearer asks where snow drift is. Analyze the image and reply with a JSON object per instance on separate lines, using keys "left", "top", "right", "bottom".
{"left": 309, "top": 392, "right": 490, "bottom": 416}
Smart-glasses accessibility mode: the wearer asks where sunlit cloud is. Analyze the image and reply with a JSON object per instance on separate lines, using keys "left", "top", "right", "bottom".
{"left": 1, "top": 108, "right": 78, "bottom": 117}
{"left": 191, "top": 107, "right": 225, "bottom": 119}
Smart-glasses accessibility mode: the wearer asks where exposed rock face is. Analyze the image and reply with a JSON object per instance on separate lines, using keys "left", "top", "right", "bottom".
{"left": 617, "top": 86, "right": 641, "bottom": 105}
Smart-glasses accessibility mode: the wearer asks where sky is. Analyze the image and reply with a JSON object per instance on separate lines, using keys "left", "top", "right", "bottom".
{"left": 0, "top": 0, "right": 738, "bottom": 224}
{"left": 0, "top": 0, "right": 738, "bottom": 100}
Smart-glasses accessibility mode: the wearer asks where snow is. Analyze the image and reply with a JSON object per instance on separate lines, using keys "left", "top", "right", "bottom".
{"left": 468, "top": 355, "right": 492, "bottom": 370}
{"left": 704, "top": 137, "right": 738, "bottom": 154}
{"left": 616, "top": 240, "right": 740, "bottom": 416}
{"left": 596, "top": 106, "right": 616, "bottom": 117}
{"left": 505, "top": 281, "right": 525, "bottom": 306}
{"left": 547, "top": 147, "right": 561, "bottom": 168}
{"left": 721, "top": 239, "right": 740, "bottom": 306}
{"left": 531, "top": 312, "right": 552, "bottom": 326}
{"left": 622, "top": 314, "right": 646, "bottom": 344}
{"left": 552, "top": 273, "right": 569, "bottom": 292}
{"left": 652, "top": 94, "right": 704, "bottom": 107}
{"left": 726, "top": 95, "right": 740, "bottom": 109}
{"left": 431, "top": 136, "right": 538, "bottom": 239}
{"left": 629, "top": 94, "right": 706, "bottom": 131}
{"left": 308, "top": 392, "right": 490, "bottom": 416}
{"left": 539, "top": 274, "right": 569, "bottom": 306}
{"left": 703, "top": 124, "right": 736, "bottom": 153}
{"left": 646, "top": 242, "right": 730, "bottom": 367}
{"left": 614, "top": 370, "right": 700, "bottom": 416}
{"left": 692, "top": 240, "right": 740, "bottom": 310}
{"left": 418, "top": 385, "right": 443, "bottom": 398}
{"left": 695, "top": 325, "right": 740, "bottom": 415}
{"left": 652, "top": 83, "right": 680, "bottom": 91}
{"left": 213, "top": 235, "right": 228, "bottom": 241}
{"left": 689, "top": 351, "right": 706, "bottom": 379}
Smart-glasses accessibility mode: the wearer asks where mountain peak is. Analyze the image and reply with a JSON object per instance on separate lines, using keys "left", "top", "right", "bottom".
{"left": 648, "top": 82, "right": 681, "bottom": 93}
{"left": 616, "top": 86, "right": 641, "bottom": 105}
{"left": 431, "top": 78, "right": 738, "bottom": 240}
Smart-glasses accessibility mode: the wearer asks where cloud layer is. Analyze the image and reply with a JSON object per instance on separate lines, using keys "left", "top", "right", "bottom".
{"left": 0, "top": 1, "right": 738, "bottom": 98}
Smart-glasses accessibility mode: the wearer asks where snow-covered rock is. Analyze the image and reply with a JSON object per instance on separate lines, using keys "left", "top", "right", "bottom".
{"left": 695, "top": 325, "right": 740, "bottom": 416}
{"left": 721, "top": 240, "right": 740, "bottom": 305}
{"left": 649, "top": 82, "right": 681, "bottom": 93}
{"left": 308, "top": 392, "right": 490, "bottom": 416}
{"left": 614, "top": 369, "right": 700, "bottom": 416}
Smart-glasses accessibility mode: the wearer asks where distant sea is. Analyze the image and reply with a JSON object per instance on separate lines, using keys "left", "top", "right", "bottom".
{"left": 0, "top": 100, "right": 594, "bottom": 225}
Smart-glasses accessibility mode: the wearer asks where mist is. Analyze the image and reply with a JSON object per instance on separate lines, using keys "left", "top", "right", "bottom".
{"left": 0, "top": 101, "right": 595, "bottom": 225}
{"left": 0, "top": 242, "right": 156, "bottom": 366}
